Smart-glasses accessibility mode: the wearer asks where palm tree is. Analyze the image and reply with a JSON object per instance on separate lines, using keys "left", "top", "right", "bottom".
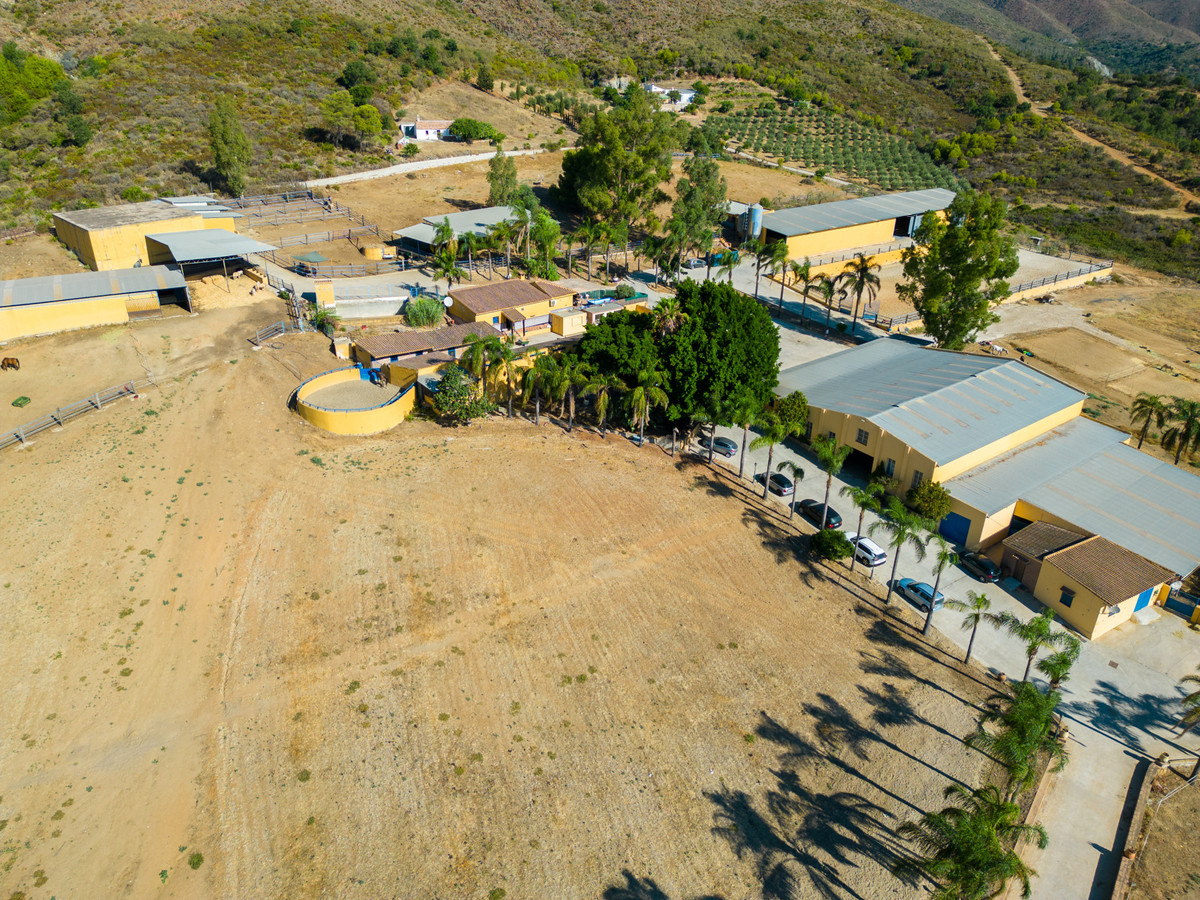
{"left": 574, "top": 220, "right": 602, "bottom": 280}
{"left": 967, "top": 680, "right": 1069, "bottom": 797}
{"left": 432, "top": 217, "right": 457, "bottom": 258}
{"left": 745, "top": 237, "right": 766, "bottom": 298}
{"left": 562, "top": 228, "right": 576, "bottom": 278}
{"left": 431, "top": 246, "right": 466, "bottom": 299}
{"left": 840, "top": 481, "right": 886, "bottom": 575}
{"left": 521, "top": 354, "right": 557, "bottom": 425}
{"left": 791, "top": 259, "right": 819, "bottom": 328}
{"left": 597, "top": 222, "right": 615, "bottom": 283}
{"left": 840, "top": 252, "right": 881, "bottom": 338}
{"left": 945, "top": 591, "right": 1002, "bottom": 665}
{"left": 992, "top": 607, "right": 1074, "bottom": 681}
{"left": 1129, "top": 392, "right": 1170, "bottom": 450}
{"left": 606, "top": 221, "right": 628, "bottom": 280}
{"left": 869, "top": 497, "right": 932, "bottom": 605}
{"left": 817, "top": 275, "right": 843, "bottom": 333}
{"left": 487, "top": 336, "right": 521, "bottom": 417}
{"left": 511, "top": 205, "right": 534, "bottom": 266}
{"left": 924, "top": 534, "right": 958, "bottom": 637}
{"left": 1035, "top": 635, "right": 1081, "bottom": 689}
{"left": 489, "top": 220, "right": 517, "bottom": 278}
{"left": 459, "top": 231, "right": 481, "bottom": 281}
{"left": 581, "top": 370, "right": 626, "bottom": 435}
{"left": 629, "top": 367, "right": 669, "bottom": 446}
{"left": 749, "top": 410, "right": 804, "bottom": 500}
{"left": 811, "top": 434, "right": 852, "bottom": 530}
{"left": 732, "top": 392, "right": 761, "bottom": 481}
{"left": 1162, "top": 397, "right": 1200, "bottom": 465}
{"left": 461, "top": 332, "right": 497, "bottom": 399}
{"left": 652, "top": 295, "right": 688, "bottom": 337}
{"left": 894, "top": 782, "right": 1047, "bottom": 900}
{"left": 1178, "top": 665, "right": 1200, "bottom": 736}
{"left": 717, "top": 251, "right": 738, "bottom": 285}
{"left": 760, "top": 240, "right": 790, "bottom": 308}
{"left": 777, "top": 461, "right": 806, "bottom": 519}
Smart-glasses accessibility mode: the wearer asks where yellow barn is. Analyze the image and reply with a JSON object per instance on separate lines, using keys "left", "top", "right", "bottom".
{"left": 447, "top": 279, "right": 576, "bottom": 337}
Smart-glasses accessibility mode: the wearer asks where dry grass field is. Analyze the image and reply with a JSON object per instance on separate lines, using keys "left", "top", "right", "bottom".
{"left": 0, "top": 300, "right": 995, "bottom": 900}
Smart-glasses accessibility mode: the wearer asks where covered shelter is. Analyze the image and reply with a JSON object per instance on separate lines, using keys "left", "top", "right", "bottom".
{"left": 394, "top": 206, "right": 516, "bottom": 254}
{"left": 0, "top": 265, "right": 189, "bottom": 342}
{"left": 145, "top": 229, "right": 276, "bottom": 288}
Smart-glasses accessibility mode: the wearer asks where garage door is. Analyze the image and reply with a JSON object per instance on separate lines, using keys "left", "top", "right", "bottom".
{"left": 939, "top": 512, "right": 971, "bottom": 546}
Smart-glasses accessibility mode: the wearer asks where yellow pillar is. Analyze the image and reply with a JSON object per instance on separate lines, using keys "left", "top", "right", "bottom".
{"left": 314, "top": 279, "right": 335, "bottom": 309}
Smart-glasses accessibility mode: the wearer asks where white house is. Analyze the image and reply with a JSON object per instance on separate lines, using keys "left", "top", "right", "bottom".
{"left": 400, "top": 119, "right": 454, "bottom": 142}
{"left": 645, "top": 84, "right": 696, "bottom": 109}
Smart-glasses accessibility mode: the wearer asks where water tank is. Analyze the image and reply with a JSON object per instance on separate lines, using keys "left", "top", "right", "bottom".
{"left": 748, "top": 203, "right": 764, "bottom": 239}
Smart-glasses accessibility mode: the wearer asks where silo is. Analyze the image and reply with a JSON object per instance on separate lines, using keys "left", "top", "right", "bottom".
{"left": 748, "top": 203, "right": 764, "bottom": 239}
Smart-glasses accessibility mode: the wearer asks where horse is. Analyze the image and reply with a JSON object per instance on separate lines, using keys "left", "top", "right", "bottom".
{"left": 0, "top": 357, "right": 18, "bottom": 371}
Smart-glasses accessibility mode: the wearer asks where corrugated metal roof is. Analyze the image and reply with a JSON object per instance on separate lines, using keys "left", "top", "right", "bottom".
{"left": 0, "top": 265, "right": 186, "bottom": 308}
{"left": 393, "top": 205, "right": 516, "bottom": 244}
{"left": 1020, "top": 442, "right": 1200, "bottom": 577}
{"left": 760, "top": 188, "right": 955, "bottom": 237}
{"left": 945, "top": 418, "right": 1127, "bottom": 515}
{"left": 775, "top": 339, "right": 1084, "bottom": 464}
{"left": 54, "top": 201, "right": 196, "bottom": 230}
{"left": 145, "top": 230, "right": 276, "bottom": 262}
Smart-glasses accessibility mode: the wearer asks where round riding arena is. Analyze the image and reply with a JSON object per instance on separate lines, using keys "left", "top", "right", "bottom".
{"left": 293, "top": 365, "right": 415, "bottom": 435}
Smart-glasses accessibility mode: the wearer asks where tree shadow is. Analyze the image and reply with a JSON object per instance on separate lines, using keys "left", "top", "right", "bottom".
{"left": 1061, "top": 678, "right": 1194, "bottom": 755}
{"left": 858, "top": 645, "right": 987, "bottom": 715}
{"left": 600, "top": 871, "right": 725, "bottom": 900}
{"left": 861, "top": 616, "right": 995, "bottom": 694}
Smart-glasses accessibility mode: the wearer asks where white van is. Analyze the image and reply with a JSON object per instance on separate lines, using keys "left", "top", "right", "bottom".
{"left": 844, "top": 532, "right": 888, "bottom": 568}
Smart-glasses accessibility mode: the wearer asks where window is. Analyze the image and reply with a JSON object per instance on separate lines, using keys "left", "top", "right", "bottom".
{"left": 911, "top": 470, "right": 925, "bottom": 490}
{"left": 492, "top": 316, "right": 500, "bottom": 324}
{"left": 1059, "top": 588, "right": 1074, "bottom": 608}
{"left": 884, "top": 458, "right": 895, "bottom": 478}
{"left": 855, "top": 428, "right": 869, "bottom": 446}
{"left": 804, "top": 422, "right": 813, "bottom": 440}
{"left": 826, "top": 431, "right": 836, "bottom": 441}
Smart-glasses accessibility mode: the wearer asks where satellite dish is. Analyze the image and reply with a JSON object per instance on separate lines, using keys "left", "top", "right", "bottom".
{"left": 442, "top": 296, "right": 453, "bottom": 308}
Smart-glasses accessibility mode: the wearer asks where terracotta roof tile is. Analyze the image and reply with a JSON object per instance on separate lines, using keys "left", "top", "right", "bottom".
{"left": 1002, "top": 521, "right": 1088, "bottom": 560}
{"left": 1044, "top": 536, "right": 1176, "bottom": 606}
{"left": 450, "top": 279, "right": 574, "bottom": 316}
{"left": 353, "top": 322, "right": 499, "bottom": 360}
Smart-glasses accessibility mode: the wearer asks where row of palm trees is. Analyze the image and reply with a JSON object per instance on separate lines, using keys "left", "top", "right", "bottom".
{"left": 1130, "top": 392, "right": 1200, "bottom": 465}
{"left": 458, "top": 332, "right": 671, "bottom": 441}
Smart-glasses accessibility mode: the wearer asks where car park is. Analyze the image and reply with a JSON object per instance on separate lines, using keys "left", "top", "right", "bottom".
{"left": 797, "top": 499, "right": 843, "bottom": 529}
{"left": 698, "top": 434, "right": 738, "bottom": 458}
{"left": 896, "top": 578, "right": 945, "bottom": 611}
{"left": 843, "top": 532, "right": 888, "bottom": 568}
{"left": 754, "top": 472, "right": 795, "bottom": 496}
{"left": 960, "top": 551, "right": 1001, "bottom": 583}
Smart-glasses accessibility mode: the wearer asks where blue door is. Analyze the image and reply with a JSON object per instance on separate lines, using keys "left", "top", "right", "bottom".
{"left": 1134, "top": 587, "right": 1154, "bottom": 612}
{"left": 939, "top": 512, "right": 970, "bottom": 546}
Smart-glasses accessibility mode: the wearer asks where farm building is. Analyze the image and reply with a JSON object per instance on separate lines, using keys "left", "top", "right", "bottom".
{"left": 53, "top": 197, "right": 245, "bottom": 271}
{"left": 0, "top": 265, "right": 189, "bottom": 343}
{"left": 400, "top": 120, "right": 454, "bottom": 141}
{"left": 350, "top": 322, "right": 501, "bottom": 366}
{"left": 760, "top": 188, "right": 955, "bottom": 262}
{"left": 393, "top": 206, "right": 516, "bottom": 254}
{"left": 645, "top": 84, "right": 696, "bottom": 108}
{"left": 775, "top": 338, "right": 1200, "bottom": 602}
{"left": 447, "top": 279, "right": 576, "bottom": 336}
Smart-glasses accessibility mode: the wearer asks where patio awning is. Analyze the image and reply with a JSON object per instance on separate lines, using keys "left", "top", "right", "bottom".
{"left": 293, "top": 251, "right": 330, "bottom": 264}
{"left": 501, "top": 307, "right": 527, "bottom": 323}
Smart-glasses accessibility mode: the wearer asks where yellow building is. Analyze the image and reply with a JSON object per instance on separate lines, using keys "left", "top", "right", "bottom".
{"left": 53, "top": 198, "right": 244, "bottom": 271}
{"left": 999, "top": 524, "right": 1175, "bottom": 638}
{"left": 0, "top": 266, "right": 190, "bottom": 343}
{"left": 760, "top": 188, "right": 955, "bottom": 262}
{"left": 447, "top": 279, "right": 576, "bottom": 336}
{"left": 350, "top": 322, "right": 501, "bottom": 366}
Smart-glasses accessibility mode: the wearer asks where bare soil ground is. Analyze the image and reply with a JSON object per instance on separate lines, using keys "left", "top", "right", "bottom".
{"left": 0, "top": 301, "right": 994, "bottom": 900}
{"left": 403, "top": 81, "right": 571, "bottom": 154}
{"left": 1129, "top": 766, "right": 1200, "bottom": 900}
{"left": 0, "top": 233, "right": 88, "bottom": 280}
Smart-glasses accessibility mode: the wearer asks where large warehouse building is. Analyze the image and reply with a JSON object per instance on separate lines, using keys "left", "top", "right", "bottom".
{"left": 775, "top": 338, "right": 1200, "bottom": 631}
{"left": 760, "top": 188, "right": 955, "bottom": 261}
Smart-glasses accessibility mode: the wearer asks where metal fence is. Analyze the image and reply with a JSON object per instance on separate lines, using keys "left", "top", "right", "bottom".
{"left": 1009, "top": 261, "right": 1111, "bottom": 296}
{"left": 1, "top": 380, "right": 149, "bottom": 451}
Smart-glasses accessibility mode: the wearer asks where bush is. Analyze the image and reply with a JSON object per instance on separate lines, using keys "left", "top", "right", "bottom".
{"left": 449, "top": 117, "right": 503, "bottom": 143}
{"left": 405, "top": 294, "right": 444, "bottom": 327}
{"left": 613, "top": 283, "right": 636, "bottom": 299}
{"left": 810, "top": 528, "right": 853, "bottom": 561}
{"left": 907, "top": 479, "right": 952, "bottom": 522}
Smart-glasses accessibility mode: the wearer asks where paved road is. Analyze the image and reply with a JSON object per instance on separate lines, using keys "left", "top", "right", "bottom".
{"left": 305, "top": 148, "right": 543, "bottom": 188}
{"left": 697, "top": 400, "right": 1200, "bottom": 900}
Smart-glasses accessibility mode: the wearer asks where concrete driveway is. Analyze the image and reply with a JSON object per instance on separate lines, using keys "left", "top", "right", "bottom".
{"left": 698, "top": 412, "right": 1200, "bottom": 900}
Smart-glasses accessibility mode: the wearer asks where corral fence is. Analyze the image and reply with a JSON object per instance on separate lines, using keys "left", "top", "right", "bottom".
{"left": 0, "top": 379, "right": 151, "bottom": 451}
{"left": 277, "top": 224, "right": 382, "bottom": 248}
{"left": 250, "top": 320, "right": 308, "bottom": 346}
{"left": 1008, "top": 260, "right": 1112, "bottom": 297}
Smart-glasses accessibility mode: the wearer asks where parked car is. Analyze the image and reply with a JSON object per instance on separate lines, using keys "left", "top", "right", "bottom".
{"left": 896, "top": 578, "right": 945, "bottom": 612}
{"left": 960, "top": 551, "right": 1001, "bottom": 583}
{"left": 797, "top": 499, "right": 843, "bottom": 530}
{"left": 843, "top": 532, "right": 888, "bottom": 568}
{"left": 698, "top": 434, "right": 738, "bottom": 458}
{"left": 754, "top": 472, "right": 795, "bottom": 496}
{"left": 683, "top": 257, "right": 706, "bottom": 269}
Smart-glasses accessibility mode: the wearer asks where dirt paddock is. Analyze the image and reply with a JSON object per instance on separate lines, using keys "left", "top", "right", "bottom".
{"left": 0, "top": 301, "right": 993, "bottom": 899}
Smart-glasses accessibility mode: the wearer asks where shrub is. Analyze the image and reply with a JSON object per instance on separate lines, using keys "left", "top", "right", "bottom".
{"left": 907, "top": 480, "right": 952, "bottom": 522}
{"left": 810, "top": 528, "right": 853, "bottom": 561}
{"left": 405, "top": 294, "right": 444, "bottom": 327}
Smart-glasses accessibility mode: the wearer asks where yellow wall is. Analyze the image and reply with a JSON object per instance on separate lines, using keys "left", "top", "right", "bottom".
{"left": 806, "top": 406, "right": 936, "bottom": 496}
{"left": 933, "top": 400, "right": 1085, "bottom": 483}
{"left": 1031, "top": 560, "right": 1164, "bottom": 639}
{"left": 783, "top": 220, "right": 895, "bottom": 260}
{"left": 552, "top": 310, "right": 587, "bottom": 336}
{"left": 53, "top": 214, "right": 209, "bottom": 271}
{"left": 1006, "top": 267, "right": 1113, "bottom": 304}
{"left": 314, "top": 280, "right": 335, "bottom": 309}
{"left": 0, "top": 296, "right": 129, "bottom": 343}
{"left": 123, "top": 291, "right": 161, "bottom": 313}
{"left": 294, "top": 367, "right": 416, "bottom": 436}
{"left": 449, "top": 290, "right": 573, "bottom": 326}
{"left": 201, "top": 217, "right": 238, "bottom": 232}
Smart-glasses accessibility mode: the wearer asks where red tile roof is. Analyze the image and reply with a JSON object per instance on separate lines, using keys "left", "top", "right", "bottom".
{"left": 353, "top": 322, "right": 499, "bottom": 361}
{"left": 1044, "top": 536, "right": 1176, "bottom": 606}
{"left": 449, "top": 279, "right": 574, "bottom": 316}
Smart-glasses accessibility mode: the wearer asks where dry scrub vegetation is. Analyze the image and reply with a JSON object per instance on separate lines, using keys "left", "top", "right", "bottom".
{"left": 0, "top": 301, "right": 993, "bottom": 899}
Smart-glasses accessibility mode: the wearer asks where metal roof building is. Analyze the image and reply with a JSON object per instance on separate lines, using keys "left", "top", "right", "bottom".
{"left": 760, "top": 188, "right": 955, "bottom": 238}
{"left": 775, "top": 338, "right": 1084, "bottom": 465}
{"left": 145, "top": 230, "right": 276, "bottom": 264}
{"left": 0, "top": 266, "right": 186, "bottom": 308}
{"left": 394, "top": 206, "right": 516, "bottom": 252}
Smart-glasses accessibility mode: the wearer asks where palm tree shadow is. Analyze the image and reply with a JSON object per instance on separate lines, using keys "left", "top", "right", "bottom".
{"left": 1062, "top": 679, "right": 1194, "bottom": 755}
{"left": 861, "top": 616, "right": 995, "bottom": 694}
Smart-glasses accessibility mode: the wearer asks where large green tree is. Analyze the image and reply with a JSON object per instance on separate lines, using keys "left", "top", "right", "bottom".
{"left": 208, "top": 96, "right": 252, "bottom": 196}
{"left": 556, "top": 84, "right": 681, "bottom": 234}
{"left": 487, "top": 147, "right": 518, "bottom": 206}
{"left": 898, "top": 191, "right": 1019, "bottom": 349}
{"left": 320, "top": 89, "right": 356, "bottom": 148}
